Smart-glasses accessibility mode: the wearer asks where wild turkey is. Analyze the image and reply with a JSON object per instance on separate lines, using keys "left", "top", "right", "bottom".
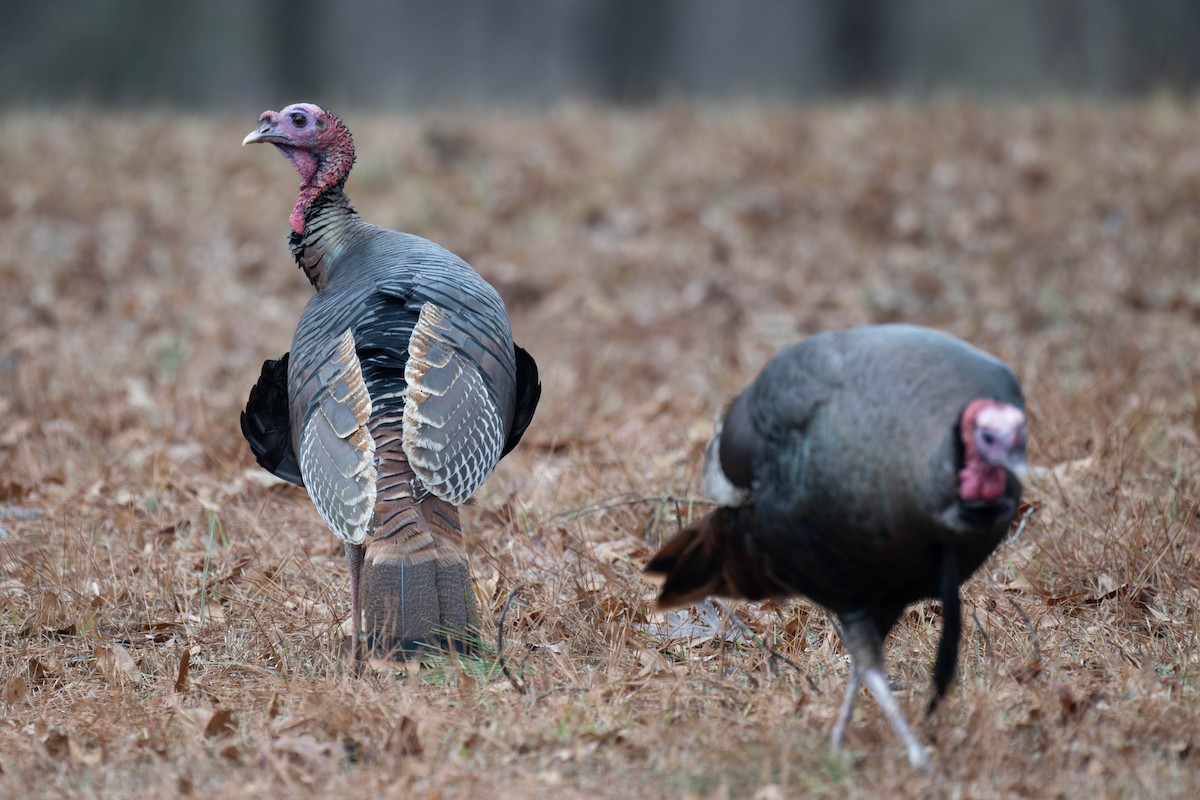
{"left": 645, "top": 324, "right": 1028, "bottom": 769}
{"left": 240, "top": 103, "right": 540, "bottom": 664}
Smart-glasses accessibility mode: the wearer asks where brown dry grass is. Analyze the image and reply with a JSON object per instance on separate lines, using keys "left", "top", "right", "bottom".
{"left": 1, "top": 100, "right": 1198, "bottom": 798}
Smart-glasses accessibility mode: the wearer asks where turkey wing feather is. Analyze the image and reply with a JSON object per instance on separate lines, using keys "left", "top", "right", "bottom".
{"left": 403, "top": 302, "right": 506, "bottom": 506}
{"left": 297, "top": 328, "right": 377, "bottom": 545}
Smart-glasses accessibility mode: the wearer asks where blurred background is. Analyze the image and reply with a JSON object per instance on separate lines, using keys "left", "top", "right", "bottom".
{"left": 5, "top": 0, "right": 1200, "bottom": 108}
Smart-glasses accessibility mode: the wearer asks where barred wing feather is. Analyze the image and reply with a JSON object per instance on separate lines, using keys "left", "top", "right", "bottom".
{"left": 296, "top": 328, "right": 378, "bottom": 545}
{"left": 403, "top": 302, "right": 506, "bottom": 506}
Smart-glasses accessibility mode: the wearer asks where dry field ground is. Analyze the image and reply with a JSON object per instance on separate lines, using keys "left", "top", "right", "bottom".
{"left": 1, "top": 101, "right": 1198, "bottom": 798}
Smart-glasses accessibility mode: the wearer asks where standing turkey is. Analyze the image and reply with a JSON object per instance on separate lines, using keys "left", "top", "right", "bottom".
{"left": 240, "top": 103, "right": 540, "bottom": 664}
{"left": 645, "top": 324, "right": 1028, "bottom": 769}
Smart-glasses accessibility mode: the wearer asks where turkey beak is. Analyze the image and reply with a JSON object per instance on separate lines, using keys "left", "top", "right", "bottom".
{"left": 242, "top": 123, "right": 274, "bottom": 146}
{"left": 1006, "top": 455, "right": 1031, "bottom": 487}
{"left": 1003, "top": 419, "right": 1030, "bottom": 486}
{"left": 243, "top": 112, "right": 282, "bottom": 146}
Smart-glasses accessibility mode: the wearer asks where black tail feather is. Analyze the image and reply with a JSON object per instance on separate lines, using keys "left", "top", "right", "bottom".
{"left": 241, "top": 353, "right": 304, "bottom": 487}
{"left": 500, "top": 343, "right": 541, "bottom": 458}
{"left": 928, "top": 545, "right": 961, "bottom": 714}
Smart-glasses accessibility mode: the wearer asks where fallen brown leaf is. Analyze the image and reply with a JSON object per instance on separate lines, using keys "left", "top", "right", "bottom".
{"left": 96, "top": 643, "right": 146, "bottom": 686}
{"left": 27, "top": 656, "right": 60, "bottom": 687}
{"left": 0, "top": 418, "right": 33, "bottom": 448}
{"left": 68, "top": 736, "right": 104, "bottom": 766}
{"left": 43, "top": 730, "right": 69, "bottom": 761}
{"left": 3, "top": 675, "right": 29, "bottom": 705}
{"left": 386, "top": 716, "right": 423, "bottom": 757}
{"left": 204, "top": 708, "right": 236, "bottom": 739}
{"left": 272, "top": 734, "right": 334, "bottom": 764}
{"left": 174, "top": 647, "right": 190, "bottom": 693}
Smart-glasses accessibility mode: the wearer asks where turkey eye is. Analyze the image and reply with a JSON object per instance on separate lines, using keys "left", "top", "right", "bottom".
{"left": 981, "top": 432, "right": 996, "bottom": 446}
{"left": 290, "top": 113, "right": 306, "bottom": 127}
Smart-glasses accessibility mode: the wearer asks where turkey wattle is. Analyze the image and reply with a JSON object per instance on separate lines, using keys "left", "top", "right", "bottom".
{"left": 240, "top": 103, "right": 540, "bottom": 664}
{"left": 646, "top": 324, "right": 1028, "bottom": 769}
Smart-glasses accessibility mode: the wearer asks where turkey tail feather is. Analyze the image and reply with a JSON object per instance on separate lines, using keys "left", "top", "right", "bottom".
{"left": 360, "top": 499, "right": 477, "bottom": 659}
{"left": 928, "top": 544, "right": 962, "bottom": 714}
{"left": 645, "top": 513, "right": 726, "bottom": 609}
{"left": 360, "top": 548, "right": 476, "bottom": 658}
{"left": 646, "top": 506, "right": 781, "bottom": 609}
{"left": 241, "top": 354, "right": 304, "bottom": 487}
{"left": 501, "top": 344, "right": 541, "bottom": 457}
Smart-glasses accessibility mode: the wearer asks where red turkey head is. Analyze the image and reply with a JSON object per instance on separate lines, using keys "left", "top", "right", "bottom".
{"left": 959, "top": 399, "right": 1029, "bottom": 501}
{"left": 973, "top": 403, "right": 1027, "bottom": 472}
{"left": 243, "top": 102, "right": 355, "bottom": 234}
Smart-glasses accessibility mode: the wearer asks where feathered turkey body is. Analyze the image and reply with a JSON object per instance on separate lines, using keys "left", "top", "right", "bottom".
{"left": 240, "top": 103, "right": 540, "bottom": 663}
{"left": 646, "top": 324, "right": 1028, "bottom": 769}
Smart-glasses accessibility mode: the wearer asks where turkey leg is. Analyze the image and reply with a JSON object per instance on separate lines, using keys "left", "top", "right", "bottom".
{"left": 838, "top": 612, "right": 931, "bottom": 770}
{"left": 830, "top": 666, "right": 861, "bottom": 748}
{"left": 344, "top": 541, "right": 365, "bottom": 672}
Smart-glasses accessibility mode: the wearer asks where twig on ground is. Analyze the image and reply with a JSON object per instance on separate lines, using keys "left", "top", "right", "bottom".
{"left": 530, "top": 683, "right": 593, "bottom": 705}
{"left": 1007, "top": 597, "right": 1042, "bottom": 676}
{"left": 666, "top": 497, "right": 686, "bottom": 550}
{"left": 0, "top": 505, "right": 44, "bottom": 520}
{"left": 549, "top": 493, "right": 715, "bottom": 524}
{"left": 495, "top": 584, "right": 529, "bottom": 695}
{"left": 971, "top": 608, "right": 995, "bottom": 679}
{"left": 1009, "top": 504, "right": 1036, "bottom": 545}
{"left": 198, "top": 511, "right": 218, "bottom": 623}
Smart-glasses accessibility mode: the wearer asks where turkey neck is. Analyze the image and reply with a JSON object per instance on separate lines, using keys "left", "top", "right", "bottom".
{"left": 289, "top": 186, "right": 366, "bottom": 291}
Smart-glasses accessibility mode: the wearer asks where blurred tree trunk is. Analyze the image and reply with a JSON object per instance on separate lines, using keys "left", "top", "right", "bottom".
{"left": 266, "top": 0, "right": 323, "bottom": 99}
{"left": 588, "top": 0, "right": 671, "bottom": 104}
{"left": 829, "top": 0, "right": 889, "bottom": 92}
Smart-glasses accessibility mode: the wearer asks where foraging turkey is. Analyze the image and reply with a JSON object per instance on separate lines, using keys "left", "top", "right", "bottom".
{"left": 645, "top": 324, "right": 1028, "bottom": 769}
{"left": 240, "top": 103, "right": 540, "bottom": 663}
